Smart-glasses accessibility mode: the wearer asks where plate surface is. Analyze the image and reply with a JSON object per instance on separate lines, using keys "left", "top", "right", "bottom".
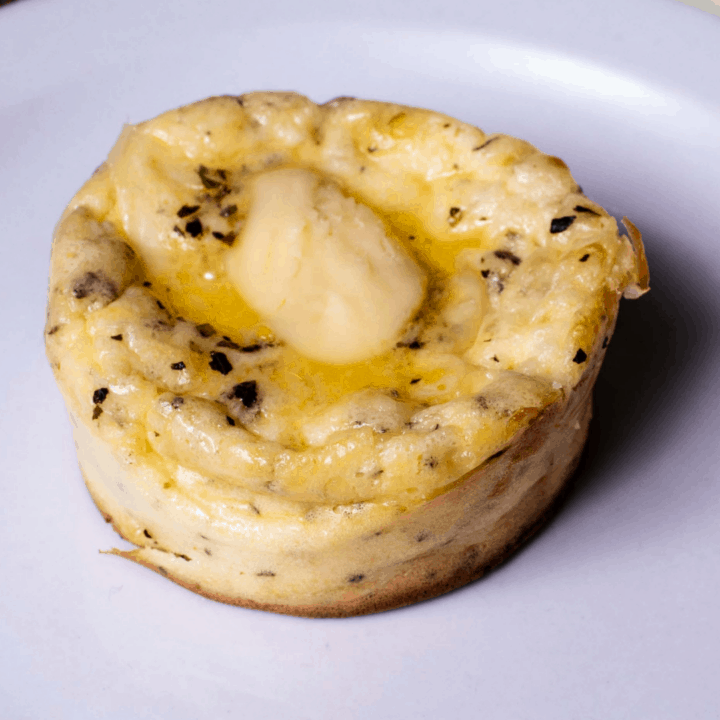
{"left": 1, "top": 1, "right": 719, "bottom": 718}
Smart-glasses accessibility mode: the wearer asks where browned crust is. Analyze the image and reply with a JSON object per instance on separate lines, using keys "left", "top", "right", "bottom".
{"left": 83, "top": 434, "right": 584, "bottom": 618}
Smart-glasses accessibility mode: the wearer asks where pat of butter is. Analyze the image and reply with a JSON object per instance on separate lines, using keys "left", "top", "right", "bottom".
{"left": 226, "top": 168, "right": 426, "bottom": 364}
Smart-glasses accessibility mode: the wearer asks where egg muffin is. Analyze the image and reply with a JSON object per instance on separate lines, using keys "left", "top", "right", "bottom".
{"left": 45, "top": 93, "right": 649, "bottom": 616}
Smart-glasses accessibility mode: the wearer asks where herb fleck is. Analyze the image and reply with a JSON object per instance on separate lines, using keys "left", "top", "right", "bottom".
{"left": 487, "top": 447, "right": 508, "bottom": 462}
{"left": 185, "top": 219, "right": 203, "bottom": 237}
{"left": 72, "top": 271, "right": 117, "bottom": 301}
{"left": 473, "top": 136, "right": 498, "bottom": 151}
{"left": 494, "top": 250, "right": 521, "bottom": 265}
{"left": 448, "top": 206, "right": 463, "bottom": 225}
{"left": 197, "top": 164, "right": 221, "bottom": 189}
{"left": 177, "top": 205, "right": 200, "bottom": 218}
{"left": 196, "top": 323, "right": 216, "bottom": 337}
{"left": 231, "top": 380, "right": 258, "bottom": 408}
{"left": 216, "top": 339, "right": 240, "bottom": 350}
{"left": 209, "top": 351, "right": 233, "bottom": 375}
{"left": 574, "top": 205, "right": 600, "bottom": 216}
{"left": 550, "top": 216, "right": 576, "bottom": 234}
{"left": 215, "top": 231, "right": 236, "bottom": 247}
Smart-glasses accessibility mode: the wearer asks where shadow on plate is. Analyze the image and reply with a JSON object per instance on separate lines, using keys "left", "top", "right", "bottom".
{"left": 569, "top": 219, "right": 720, "bottom": 508}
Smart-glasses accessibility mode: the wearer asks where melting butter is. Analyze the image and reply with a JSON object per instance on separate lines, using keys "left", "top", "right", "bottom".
{"left": 225, "top": 168, "right": 426, "bottom": 364}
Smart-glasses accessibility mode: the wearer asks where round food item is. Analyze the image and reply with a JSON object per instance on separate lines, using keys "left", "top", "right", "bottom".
{"left": 45, "top": 92, "right": 649, "bottom": 617}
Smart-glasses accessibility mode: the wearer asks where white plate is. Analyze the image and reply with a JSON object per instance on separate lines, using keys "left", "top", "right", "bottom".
{"left": 2, "top": 1, "right": 719, "bottom": 718}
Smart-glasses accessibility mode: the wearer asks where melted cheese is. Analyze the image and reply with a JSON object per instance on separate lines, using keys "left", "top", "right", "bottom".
{"left": 47, "top": 92, "right": 644, "bottom": 506}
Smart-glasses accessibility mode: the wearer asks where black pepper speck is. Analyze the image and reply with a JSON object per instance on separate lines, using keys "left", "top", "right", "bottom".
{"left": 170, "top": 361, "right": 186, "bottom": 370}
{"left": 573, "top": 348, "right": 588, "bottom": 364}
{"left": 93, "top": 388, "right": 109, "bottom": 404}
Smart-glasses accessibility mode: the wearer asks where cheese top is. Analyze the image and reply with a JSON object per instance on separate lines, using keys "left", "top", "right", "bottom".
{"left": 46, "top": 92, "right": 646, "bottom": 510}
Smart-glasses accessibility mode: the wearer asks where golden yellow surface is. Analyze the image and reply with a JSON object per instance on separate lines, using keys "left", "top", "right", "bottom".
{"left": 48, "top": 92, "right": 645, "bottom": 504}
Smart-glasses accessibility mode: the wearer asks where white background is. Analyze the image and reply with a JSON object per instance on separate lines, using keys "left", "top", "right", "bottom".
{"left": 1, "top": 0, "right": 719, "bottom": 718}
